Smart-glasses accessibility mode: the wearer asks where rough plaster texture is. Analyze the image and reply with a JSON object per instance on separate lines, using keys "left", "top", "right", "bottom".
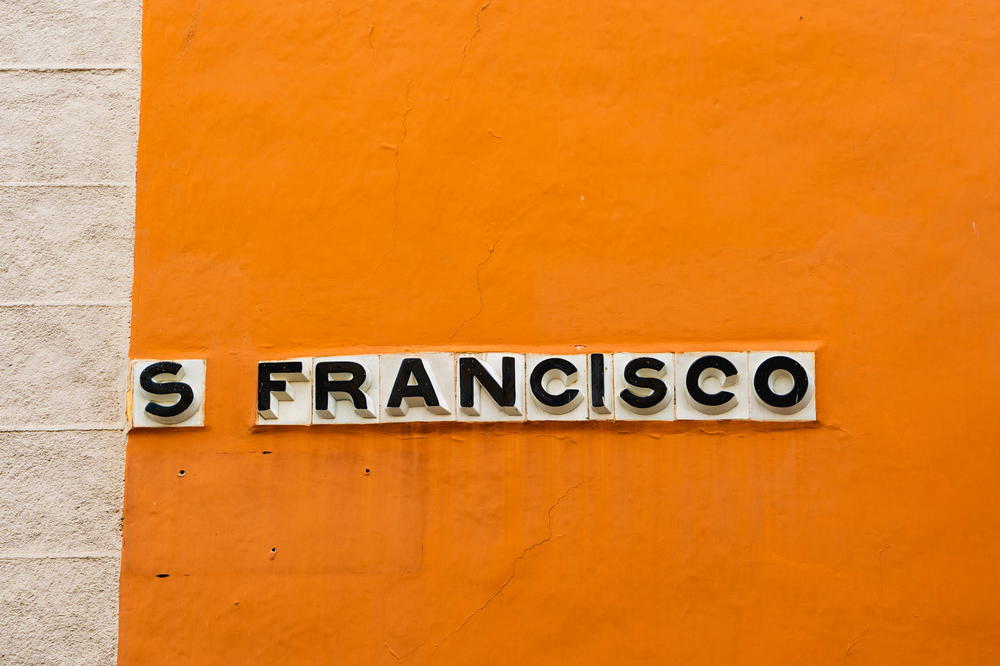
{"left": 0, "top": 188, "right": 134, "bottom": 302}
{"left": 0, "top": 72, "right": 138, "bottom": 182}
{"left": 0, "top": 1, "right": 140, "bottom": 663}
{"left": 0, "top": 432, "right": 124, "bottom": 554}
{"left": 0, "top": 306, "right": 130, "bottom": 427}
{"left": 0, "top": 558, "right": 120, "bottom": 666}
{"left": 0, "top": 1, "right": 139, "bottom": 66}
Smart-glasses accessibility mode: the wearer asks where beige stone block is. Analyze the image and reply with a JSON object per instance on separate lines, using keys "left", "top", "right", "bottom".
{"left": 0, "top": 0, "right": 139, "bottom": 65}
{"left": 0, "top": 187, "right": 134, "bottom": 302}
{"left": 0, "top": 557, "right": 118, "bottom": 665}
{"left": 0, "top": 431, "right": 123, "bottom": 554}
{"left": 0, "top": 306, "right": 129, "bottom": 427}
{"left": 0, "top": 71, "right": 138, "bottom": 182}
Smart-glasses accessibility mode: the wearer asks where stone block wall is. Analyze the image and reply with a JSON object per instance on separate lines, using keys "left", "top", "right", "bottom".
{"left": 0, "top": 2, "right": 140, "bottom": 663}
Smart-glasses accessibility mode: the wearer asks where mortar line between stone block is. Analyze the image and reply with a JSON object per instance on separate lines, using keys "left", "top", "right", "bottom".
{"left": 0, "top": 65, "right": 138, "bottom": 72}
{"left": 0, "top": 302, "right": 130, "bottom": 307}
{"left": 0, "top": 553, "right": 120, "bottom": 561}
{"left": 0, "top": 425, "right": 124, "bottom": 433}
{"left": 0, "top": 182, "right": 134, "bottom": 188}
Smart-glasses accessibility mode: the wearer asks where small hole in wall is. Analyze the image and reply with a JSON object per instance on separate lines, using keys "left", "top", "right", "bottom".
{"left": 177, "top": 470, "right": 186, "bottom": 477}
{"left": 270, "top": 547, "right": 276, "bottom": 553}
{"left": 364, "top": 468, "right": 371, "bottom": 475}
{"left": 155, "top": 573, "right": 170, "bottom": 578}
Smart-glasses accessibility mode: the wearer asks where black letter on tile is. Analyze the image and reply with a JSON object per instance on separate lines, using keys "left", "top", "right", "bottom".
{"left": 386, "top": 358, "right": 444, "bottom": 413}
{"left": 685, "top": 355, "right": 738, "bottom": 408}
{"left": 753, "top": 355, "right": 809, "bottom": 409}
{"left": 529, "top": 357, "right": 580, "bottom": 409}
{"left": 620, "top": 357, "right": 669, "bottom": 410}
{"left": 459, "top": 356, "right": 516, "bottom": 411}
{"left": 590, "top": 354, "right": 611, "bottom": 413}
{"left": 140, "top": 361, "right": 194, "bottom": 420}
{"left": 257, "top": 361, "right": 304, "bottom": 418}
{"left": 315, "top": 361, "right": 370, "bottom": 413}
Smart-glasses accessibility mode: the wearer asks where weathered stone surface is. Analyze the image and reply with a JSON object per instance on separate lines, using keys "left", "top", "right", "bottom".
{"left": 0, "top": 305, "right": 129, "bottom": 427}
{"left": 0, "top": 187, "right": 134, "bottom": 302}
{"left": 0, "top": 72, "right": 138, "bottom": 182}
{"left": 0, "top": 0, "right": 139, "bottom": 65}
{"left": 0, "top": 2, "right": 139, "bottom": 662}
{"left": 0, "top": 557, "right": 119, "bottom": 665}
{"left": 0, "top": 431, "right": 124, "bottom": 554}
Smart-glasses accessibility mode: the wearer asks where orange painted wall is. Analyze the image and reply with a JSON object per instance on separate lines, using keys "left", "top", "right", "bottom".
{"left": 121, "top": 0, "right": 1000, "bottom": 663}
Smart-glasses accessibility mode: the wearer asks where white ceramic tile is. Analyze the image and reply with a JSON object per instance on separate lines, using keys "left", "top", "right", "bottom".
{"left": 255, "top": 358, "right": 312, "bottom": 426}
{"left": 131, "top": 359, "right": 205, "bottom": 428}
{"left": 456, "top": 353, "right": 526, "bottom": 422}
{"left": 380, "top": 353, "right": 456, "bottom": 422}
{"left": 676, "top": 352, "right": 749, "bottom": 420}
{"left": 525, "top": 354, "right": 588, "bottom": 421}
{"left": 749, "top": 351, "right": 816, "bottom": 421}
{"left": 586, "top": 353, "right": 615, "bottom": 420}
{"left": 312, "top": 355, "right": 380, "bottom": 424}
{"left": 613, "top": 352, "right": 675, "bottom": 421}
